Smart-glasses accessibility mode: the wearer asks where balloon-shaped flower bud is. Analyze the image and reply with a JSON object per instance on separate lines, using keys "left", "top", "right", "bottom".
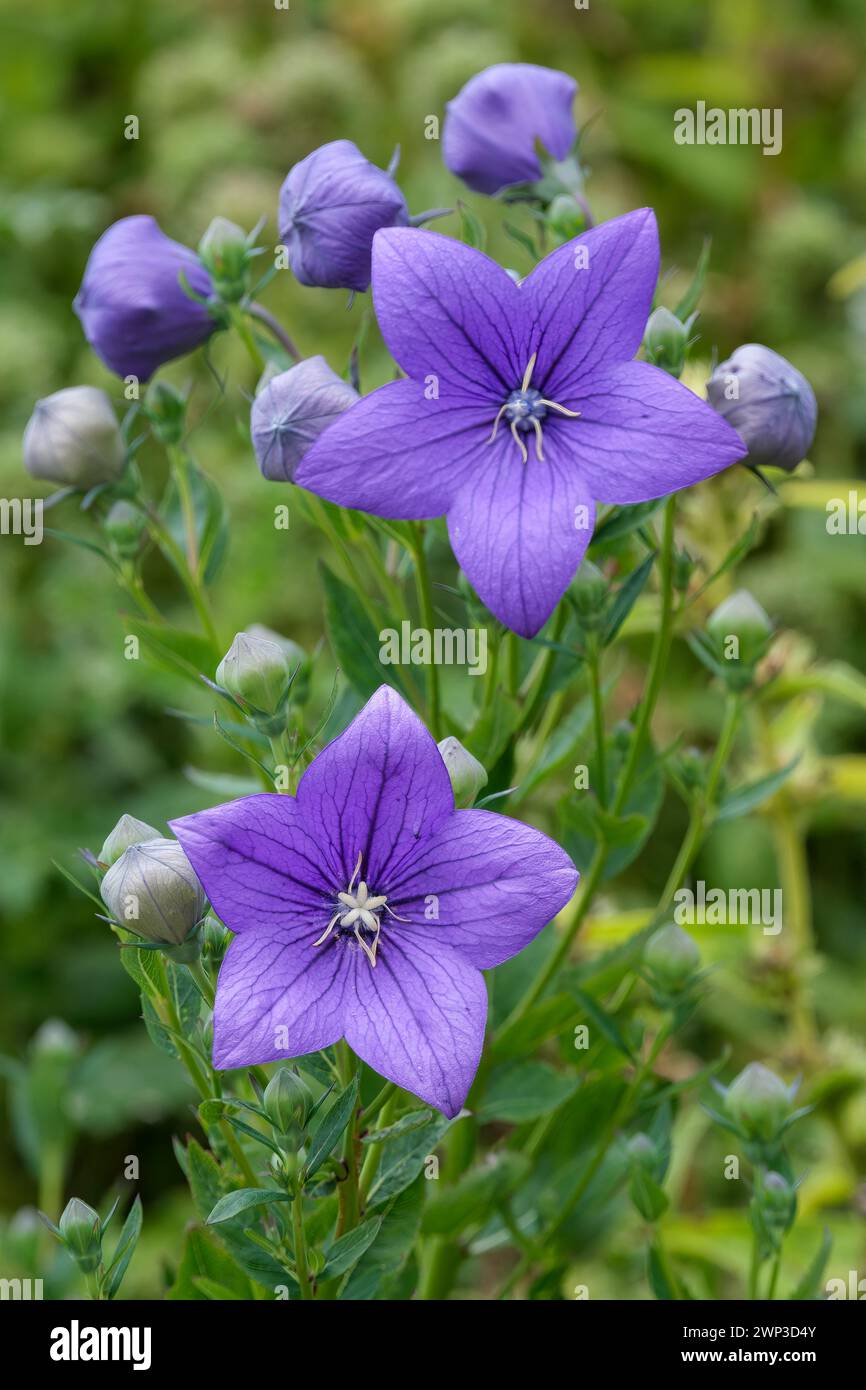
{"left": 99, "top": 814, "right": 164, "bottom": 867}
{"left": 278, "top": 140, "right": 409, "bottom": 293}
{"left": 32, "top": 1018, "right": 81, "bottom": 1061}
{"left": 100, "top": 839, "right": 207, "bottom": 951}
{"left": 760, "top": 1170, "right": 796, "bottom": 1227}
{"left": 443, "top": 63, "right": 578, "bottom": 196}
{"left": 73, "top": 215, "right": 216, "bottom": 382}
{"left": 706, "top": 344, "right": 817, "bottom": 473}
{"left": 626, "top": 1132, "right": 659, "bottom": 1173}
{"left": 263, "top": 1068, "right": 314, "bottom": 1136}
{"left": 23, "top": 386, "right": 125, "bottom": 488}
{"left": 103, "top": 501, "right": 146, "bottom": 558}
{"left": 216, "top": 631, "right": 292, "bottom": 716}
{"left": 547, "top": 194, "right": 587, "bottom": 245}
{"left": 245, "top": 624, "right": 311, "bottom": 704}
{"left": 644, "top": 923, "right": 701, "bottom": 993}
{"left": 724, "top": 1063, "right": 795, "bottom": 1144}
{"left": 57, "top": 1198, "right": 102, "bottom": 1274}
{"left": 197, "top": 217, "right": 251, "bottom": 303}
{"left": 437, "top": 736, "right": 488, "bottom": 809}
{"left": 569, "top": 560, "right": 608, "bottom": 627}
{"left": 706, "top": 590, "right": 773, "bottom": 668}
{"left": 643, "top": 307, "right": 690, "bottom": 378}
{"left": 251, "top": 356, "right": 358, "bottom": 482}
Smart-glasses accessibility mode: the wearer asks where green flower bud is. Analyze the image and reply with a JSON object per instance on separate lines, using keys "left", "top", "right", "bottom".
{"left": 706, "top": 590, "right": 773, "bottom": 668}
{"left": 760, "top": 1170, "right": 796, "bottom": 1224}
{"left": 216, "top": 631, "right": 292, "bottom": 716}
{"left": 437, "top": 736, "right": 488, "bottom": 808}
{"left": 547, "top": 194, "right": 587, "bottom": 245}
{"left": 245, "top": 624, "right": 310, "bottom": 705}
{"left": 569, "top": 560, "right": 608, "bottom": 627}
{"left": 58, "top": 1198, "right": 102, "bottom": 1273}
{"left": 673, "top": 746, "right": 706, "bottom": 793}
{"left": 672, "top": 547, "right": 695, "bottom": 593}
{"left": 99, "top": 814, "right": 164, "bottom": 867}
{"left": 263, "top": 1068, "right": 314, "bottom": 1135}
{"left": 23, "top": 386, "right": 125, "bottom": 488}
{"left": 643, "top": 306, "right": 690, "bottom": 378}
{"left": 626, "top": 1132, "right": 658, "bottom": 1172}
{"left": 103, "top": 500, "right": 146, "bottom": 557}
{"left": 724, "top": 1063, "right": 795, "bottom": 1143}
{"left": 644, "top": 923, "right": 701, "bottom": 992}
{"left": 144, "top": 380, "right": 187, "bottom": 446}
{"left": 198, "top": 217, "right": 250, "bottom": 301}
{"left": 31, "top": 1018, "right": 80, "bottom": 1061}
{"left": 100, "top": 838, "right": 207, "bottom": 949}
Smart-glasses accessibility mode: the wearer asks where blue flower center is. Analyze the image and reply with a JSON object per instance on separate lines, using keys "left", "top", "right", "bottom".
{"left": 505, "top": 388, "right": 547, "bottom": 432}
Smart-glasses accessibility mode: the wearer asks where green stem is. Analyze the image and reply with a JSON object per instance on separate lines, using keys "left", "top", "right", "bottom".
{"left": 229, "top": 304, "right": 265, "bottom": 373}
{"left": 247, "top": 302, "right": 301, "bottom": 361}
{"left": 187, "top": 959, "right": 216, "bottom": 1010}
{"left": 766, "top": 1249, "right": 782, "bottom": 1300}
{"left": 168, "top": 444, "right": 200, "bottom": 574}
{"left": 358, "top": 1091, "right": 397, "bottom": 1205}
{"left": 411, "top": 522, "right": 442, "bottom": 738}
{"left": 588, "top": 640, "right": 607, "bottom": 807}
{"left": 143, "top": 501, "right": 221, "bottom": 651}
{"left": 292, "top": 1179, "right": 313, "bottom": 1300}
{"left": 334, "top": 1042, "right": 361, "bottom": 1237}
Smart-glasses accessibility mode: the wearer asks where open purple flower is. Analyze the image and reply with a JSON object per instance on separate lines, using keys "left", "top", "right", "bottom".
{"left": 278, "top": 140, "right": 409, "bottom": 294}
{"left": 170, "top": 686, "right": 577, "bottom": 1116}
{"left": 443, "top": 63, "right": 578, "bottom": 196}
{"left": 74, "top": 216, "right": 216, "bottom": 382}
{"left": 295, "top": 212, "right": 747, "bottom": 637}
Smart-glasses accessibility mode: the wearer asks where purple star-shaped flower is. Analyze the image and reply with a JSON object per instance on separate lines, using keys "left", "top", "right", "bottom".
{"left": 295, "top": 210, "right": 747, "bottom": 637}
{"left": 170, "top": 686, "right": 577, "bottom": 1116}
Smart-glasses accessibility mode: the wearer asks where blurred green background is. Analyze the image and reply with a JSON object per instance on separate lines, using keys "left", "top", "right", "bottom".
{"left": 1, "top": 0, "right": 865, "bottom": 1297}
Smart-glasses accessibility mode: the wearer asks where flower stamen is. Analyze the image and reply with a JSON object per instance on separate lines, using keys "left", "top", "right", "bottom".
{"left": 487, "top": 355, "right": 581, "bottom": 464}
{"left": 313, "top": 850, "right": 402, "bottom": 967}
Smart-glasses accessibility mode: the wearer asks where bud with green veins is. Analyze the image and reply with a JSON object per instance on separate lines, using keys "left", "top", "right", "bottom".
{"left": 23, "top": 385, "right": 125, "bottom": 488}
{"left": 706, "top": 590, "right": 773, "bottom": 668}
{"left": 100, "top": 838, "right": 207, "bottom": 957}
{"left": 216, "top": 631, "right": 292, "bottom": 717}
{"left": 57, "top": 1198, "right": 102, "bottom": 1274}
{"left": 198, "top": 217, "right": 252, "bottom": 302}
{"left": 246, "top": 624, "right": 311, "bottom": 705}
{"left": 437, "top": 736, "right": 488, "bottom": 808}
{"left": 643, "top": 306, "right": 691, "bottom": 378}
{"left": 99, "top": 814, "right": 163, "bottom": 867}
{"left": 724, "top": 1063, "right": 795, "bottom": 1143}
{"left": 103, "top": 500, "right": 146, "bottom": 558}
{"left": 644, "top": 922, "right": 701, "bottom": 993}
{"left": 759, "top": 1170, "right": 796, "bottom": 1226}
{"left": 569, "top": 560, "right": 608, "bottom": 628}
{"left": 263, "top": 1068, "right": 314, "bottom": 1137}
{"left": 546, "top": 194, "right": 586, "bottom": 245}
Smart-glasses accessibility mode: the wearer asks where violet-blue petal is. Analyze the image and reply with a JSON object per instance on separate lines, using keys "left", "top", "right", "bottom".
{"left": 252, "top": 356, "right": 359, "bottom": 483}
{"left": 344, "top": 935, "right": 486, "bottom": 1117}
{"left": 521, "top": 209, "right": 660, "bottom": 396}
{"left": 296, "top": 685, "right": 454, "bottom": 888}
{"left": 562, "top": 360, "right": 748, "bottom": 504}
{"left": 278, "top": 139, "right": 409, "bottom": 294}
{"left": 169, "top": 794, "right": 332, "bottom": 935}
{"left": 213, "top": 926, "right": 348, "bottom": 1070}
{"left": 73, "top": 215, "right": 215, "bottom": 381}
{"left": 295, "top": 378, "right": 489, "bottom": 518}
{"left": 447, "top": 436, "right": 597, "bottom": 637}
{"left": 372, "top": 227, "right": 525, "bottom": 401}
{"left": 443, "top": 63, "right": 577, "bottom": 197}
{"left": 387, "top": 809, "right": 578, "bottom": 970}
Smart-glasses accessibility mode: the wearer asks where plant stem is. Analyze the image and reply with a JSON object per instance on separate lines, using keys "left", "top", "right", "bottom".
{"left": 247, "top": 302, "right": 301, "bottom": 361}
{"left": 229, "top": 304, "right": 265, "bottom": 373}
{"left": 168, "top": 444, "right": 200, "bottom": 574}
{"left": 334, "top": 1041, "right": 361, "bottom": 1237}
{"left": 187, "top": 958, "right": 216, "bottom": 1009}
{"left": 411, "top": 522, "right": 442, "bottom": 738}
{"left": 588, "top": 639, "right": 607, "bottom": 807}
{"left": 292, "top": 1180, "right": 313, "bottom": 1299}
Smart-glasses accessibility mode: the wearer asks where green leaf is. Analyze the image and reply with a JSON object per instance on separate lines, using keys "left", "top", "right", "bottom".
{"left": 320, "top": 1216, "right": 383, "bottom": 1279}
{"left": 185, "top": 1141, "right": 289, "bottom": 1288}
{"left": 303, "top": 1074, "right": 359, "bottom": 1182}
{"left": 689, "top": 512, "right": 761, "bottom": 602}
{"left": 502, "top": 220, "right": 540, "bottom": 262}
{"left": 464, "top": 690, "right": 522, "bottom": 768}
{"left": 140, "top": 963, "right": 201, "bottom": 1059}
{"left": 366, "top": 1112, "right": 454, "bottom": 1207}
{"left": 629, "top": 1171, "right": 669, "bottom": 1223}
{"left": 647, "top": 1242, "right": 678, "bottom": 1299}
{"left": 478, "top": 1061, "right": 580, "bottom": 1125}
{"left": 674, "top": 236, "right": 711, "bottom": 320}
{"left": 592, "top": 499, "right": 666, "bottom": 548}
{"left": 512, "top": 695, "right": 594, "bottom": 805}
{"left": 603, "top": 553, "right": 656, "bottom": 645}
{"left": 162, "top": 462, "right": 229, "bottom": 585}
{"left": 102, "top": 1196, "right": 142, "bottom": 1300}
{"left": 191, "top": 1276, "right": 246, "bottom": 1300}
{"left": 206, "top": 1188, "right": 292, "bottom": 1226}
{"left": 788, "top": 1227, "right": 832, "bottom": 1300}
{"left": 166, "top": 1224, "right": 256, "bottom": 1301}
{"left": 715, "top": 756, "right": 800, "bottom": 821}
{"left": 123, "top": 616, "right": 219, "bottom": 685}
{"left": 421, "top": 1154, "right": 530, "bottom": 1236}
{"left": 320, "top": 563, "right": 408, "bottom": 701}
{"left": 568, "top": 987, "right": 635, "bottom": 1060}
{"left": 456, "top": 199, "right": 486, "bottom": 251}
{"left": 340, "top": 1174, "right": 425, "bottom": 1299}
{"left": 360, "top": 1109, "right": 433, "bottom": 1144}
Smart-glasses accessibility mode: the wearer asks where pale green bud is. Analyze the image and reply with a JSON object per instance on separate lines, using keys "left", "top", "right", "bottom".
{"left": 100, "top": 838, "right": 206, "bottom": 947}
{"left": 58, "top": 1198, "right": 102, "bottom": 1273}
{"left": 725, "top": 1063, "right": 795, "bottom": 1143}
{"left": 23, "top": 386, "right": 124, "bottom": 488}
{"left": 99, "top": 814, "right": 164, "bottom": 867}
{"left": 437, "top": 736, "right": 488, "bottom": 808}
{"left": 644, "top": 923, "right": 701, "bottom": 992}
{"left": 216, "top": 631, "right": 292, "bottom": 715}
{"left": 706, "top": 590, "right": 773, "bottom": 667}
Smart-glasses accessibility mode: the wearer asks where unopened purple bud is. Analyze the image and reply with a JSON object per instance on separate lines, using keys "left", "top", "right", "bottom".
{"left": 706, "top": 344, "right": 817, "bottom": 473}
{"left": 278, "top": 140, "right": 409, "bottom": 293}
{"left": 73, "top": 215, "right": 216, "bottom": 382}
{"left": 251, "top": 356, "right": 358, "bottom": 482}
{"left": 443, "top": 63, "right": 578, "bottom": 197}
